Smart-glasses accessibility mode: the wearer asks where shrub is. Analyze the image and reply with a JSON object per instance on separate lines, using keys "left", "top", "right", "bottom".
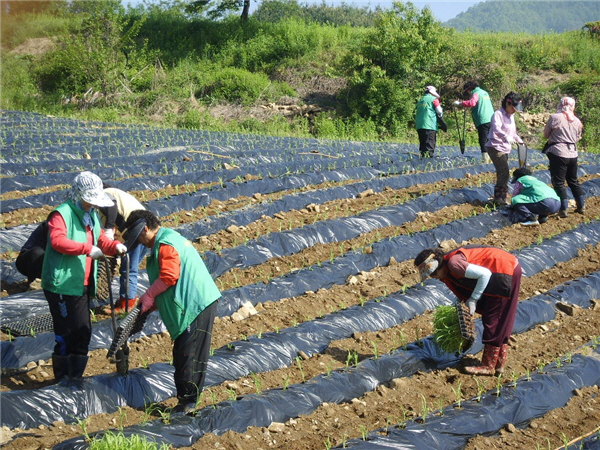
{"left": 196, "top": 67, "right": 295, "bottom": 106}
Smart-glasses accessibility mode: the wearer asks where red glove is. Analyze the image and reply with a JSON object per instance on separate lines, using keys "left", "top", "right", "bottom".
{"left": 140, "top": 278, "right": 170, "bottom": 313}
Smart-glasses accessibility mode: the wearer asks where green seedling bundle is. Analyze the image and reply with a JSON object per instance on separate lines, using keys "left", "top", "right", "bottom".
{"left": 433, "top": 305, "right": 470, "bottom": 354}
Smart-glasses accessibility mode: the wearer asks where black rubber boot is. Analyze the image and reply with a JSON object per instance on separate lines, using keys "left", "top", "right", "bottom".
{"left": 559, "top": 199, "right": 569, "bottom": 218}
{"left": 51, "top": 354, "right": 69, "bottom": 383}
{"left": 575, "top": 196, "right": 585, "bottom": 214}
{"left": 69, "top": 354, "right": 89, "bottom": 380}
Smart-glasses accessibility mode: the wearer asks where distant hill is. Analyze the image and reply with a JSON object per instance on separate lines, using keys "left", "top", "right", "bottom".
{"left": 445, "top": 0, "right": 600, "bottom": 33}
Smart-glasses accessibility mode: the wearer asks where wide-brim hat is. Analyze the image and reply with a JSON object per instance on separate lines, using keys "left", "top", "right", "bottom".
{"left": 417, "top": 253, "right": 440, "bottom": 282}
{"left": 72, "top": 171, "right": 114, "bottom": 208}
{"left": 123, "top": 218, "right": 146, "bottom": 252}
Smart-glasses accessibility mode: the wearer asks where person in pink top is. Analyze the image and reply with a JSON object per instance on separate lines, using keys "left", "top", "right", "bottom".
{"left": 543, "top": 96, "right": 585, "bottom": 217}
{"left": 484, "top": 92, "right": 524, "bottom": 206}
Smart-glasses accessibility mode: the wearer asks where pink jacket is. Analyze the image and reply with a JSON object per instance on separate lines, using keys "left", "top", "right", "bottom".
{"left": 485, "top": 109, "right": 522, "bottom": 154}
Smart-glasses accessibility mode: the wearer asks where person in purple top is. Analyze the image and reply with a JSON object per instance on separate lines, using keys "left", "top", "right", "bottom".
{"left": 543, "top": 96, "right": 585, "bottom": 218}
{"left": 484, "top": 92, "right": 524, "bottom": 206}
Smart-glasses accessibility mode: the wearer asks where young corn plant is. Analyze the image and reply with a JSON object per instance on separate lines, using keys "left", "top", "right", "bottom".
{"left": 495, "top": 374, "right": 503, "bottom": 396}
{"left": 451, "top": 380, "right": 463, "bottom": 408}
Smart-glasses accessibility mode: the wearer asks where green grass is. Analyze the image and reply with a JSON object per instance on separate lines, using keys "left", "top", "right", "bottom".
{"left": 88, "top": 431, "right": 171, "bottom": 450}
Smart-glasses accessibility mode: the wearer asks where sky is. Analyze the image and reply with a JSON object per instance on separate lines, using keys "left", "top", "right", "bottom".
{"left": 123, "top": 0, "right": 483, "bottom": 22}
{"left": 300, "top": 1, "right": 482, "bottom": 22}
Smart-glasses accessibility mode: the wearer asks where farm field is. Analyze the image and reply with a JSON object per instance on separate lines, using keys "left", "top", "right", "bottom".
{"left": 1, "top": 109, "right": 600, "bottom": 450}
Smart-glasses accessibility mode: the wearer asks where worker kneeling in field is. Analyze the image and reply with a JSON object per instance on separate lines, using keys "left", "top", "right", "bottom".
{"left": 122, "top": 209, "right": 221, "bottom": 414}
{"left": 506, "top": 167, "right": 560, "bottom": 226}
{"left": 414, "top": 245, "right": 522, "bottom": 375}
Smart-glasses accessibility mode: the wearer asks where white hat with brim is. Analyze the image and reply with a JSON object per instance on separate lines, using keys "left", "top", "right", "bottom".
{"left": 425, "top": 85, "right": 440, "bottom": 99}
{"left": 417, "top": 253, "right": 439, "bottom": 282}
{"left": 71, "top": 171, "right": 114, "bottom": 208}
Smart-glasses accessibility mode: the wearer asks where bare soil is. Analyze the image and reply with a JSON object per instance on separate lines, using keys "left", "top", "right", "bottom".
{"left": 2, "top": 169, "right": 600, "bottom": 450}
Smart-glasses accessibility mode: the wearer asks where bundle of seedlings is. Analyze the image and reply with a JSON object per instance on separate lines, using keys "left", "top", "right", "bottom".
{"left": 433, "top": 302, "right": 476, "bottom": 353}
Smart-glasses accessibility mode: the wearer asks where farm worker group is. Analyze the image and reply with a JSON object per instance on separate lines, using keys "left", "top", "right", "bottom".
{"left": 13, "top": 89, "right": 587, "bottom": 413}
{"left": 417, "top": 83, "right": 585, "bottom": 218}
{"left": 24, "top": 170, "right": 220, "bottom": 414}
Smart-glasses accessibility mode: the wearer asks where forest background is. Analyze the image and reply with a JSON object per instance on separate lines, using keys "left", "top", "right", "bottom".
{"left": 1, "top": 0, "right": 600, "bottom": 152}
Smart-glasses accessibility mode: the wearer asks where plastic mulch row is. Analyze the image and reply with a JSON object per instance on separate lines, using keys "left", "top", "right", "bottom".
{"left": 2, "top": 226, "right": 599, "bottom": 431}
{"left": 51, "top": 272, "right": 600, "bottom": 450}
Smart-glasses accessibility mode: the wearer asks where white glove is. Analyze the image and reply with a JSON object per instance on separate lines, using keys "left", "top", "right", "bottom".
{"left": 506, "top": 137, "right": 516, "bottom": 145}
{"left": 453, "top": 100, "right": 461, "bottom": 106}
{"left": 104, "top": 228, "right": 115, "bottom": 240}
{"left": 115, "top": 243, "right": 127, "bottom": 255}
{"left": 89, "top": 246, "right": 104, "bottom": 260}
{"left": 466, "top": 297, "right": 478, "bottom": 315}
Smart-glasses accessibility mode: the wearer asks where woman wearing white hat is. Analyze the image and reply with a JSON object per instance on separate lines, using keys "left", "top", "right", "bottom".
{"left": 416, "top": 85, "right": 445, "bottom": 158}
{"left": 42, "top": 171, "right": 127, "bottom": 384}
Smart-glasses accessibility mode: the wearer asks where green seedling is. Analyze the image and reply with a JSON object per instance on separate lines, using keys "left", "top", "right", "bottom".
{"left": 226, "top": 389, "right": 237, "bottom": 401}
{"left": 359, "top": 425, "right": 368, "bottom": 441}
{"left": 282, "top": 374, "right": 290, "bottom": 390}
{"left": 475, "top": 378, "right": 486, "bottom": 402}
{"left": 251, "top": 373, "right": 262, "bottom": 395}
{"left": 495, "top": 374, "right": 503, "bottom": 396}
{"left": 451, "top": 380, "right": 463, "bottom": 408}
{"left": 419, "top": 394, "right": 429, "bottom": 423}
{"left": 371, "top": 340, "right": 379, "bottom": 359}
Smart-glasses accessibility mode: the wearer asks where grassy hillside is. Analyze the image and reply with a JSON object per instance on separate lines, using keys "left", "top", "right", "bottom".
{"left": 1, "top": 0, "right": 600, "bottom": 151}
{"left": 445, "top": 0, "right": 600, "bottom": 33}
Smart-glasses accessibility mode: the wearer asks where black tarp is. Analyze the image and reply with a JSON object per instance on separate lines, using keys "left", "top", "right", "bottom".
{"left": 50, "top": 271, "right": 600, "bottom": 449}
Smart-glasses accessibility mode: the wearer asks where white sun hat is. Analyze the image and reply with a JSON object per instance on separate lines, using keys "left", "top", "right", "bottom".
{"left": 70, "top": 171, "right": 114, "bottom": 208}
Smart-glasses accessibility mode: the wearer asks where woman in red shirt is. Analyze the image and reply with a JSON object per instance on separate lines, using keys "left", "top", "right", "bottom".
{"left": 415, "top": 245, "right": 522, "bottom": 375}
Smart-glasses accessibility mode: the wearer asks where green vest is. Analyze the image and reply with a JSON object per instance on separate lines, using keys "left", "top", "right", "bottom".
{"left": 470, "top": 87, "right": 494, "bottom": 127}
{"left": 147, "top": 228, "right": 221, "bottom": 340}
{"left": 415, "top": 93, "right": 438, "bottom": 131}
{"left": 511, "top": 176, "right": 560, "bottom": 205}
{"left": 41, "top": 200, "right": 101, "bottom": 296}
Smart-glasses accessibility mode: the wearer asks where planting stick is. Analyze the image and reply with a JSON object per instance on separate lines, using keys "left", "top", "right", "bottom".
{"left": 552, "top": 425, "right": 600, "bottom": 450}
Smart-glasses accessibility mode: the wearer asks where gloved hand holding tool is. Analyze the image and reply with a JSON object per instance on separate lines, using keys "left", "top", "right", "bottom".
{"left": 105, "top": 254, "right": 134, "bottom": 374}
{"left": 139, "top": 278, "right": 170, "bottom": 313}
{"left": 89, "top": 246, "right": 104, "bottom": 260}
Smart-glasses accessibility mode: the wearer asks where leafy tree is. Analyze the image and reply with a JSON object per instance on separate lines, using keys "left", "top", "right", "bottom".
{"left": 186, "top": 0, "right": 251, "bottom": 21}
{"left": 342, "top": 1, "right": 451, "bottom": 134}
{"left": 35, "top": 0, "right": 147, "bottom": 98}
{"left": 253, "top": 0, "right": 380, "bottom": 27}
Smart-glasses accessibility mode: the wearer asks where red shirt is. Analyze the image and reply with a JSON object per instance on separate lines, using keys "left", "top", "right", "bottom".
{"left": 47, "top": 211, "right": 119, "bottom": 286}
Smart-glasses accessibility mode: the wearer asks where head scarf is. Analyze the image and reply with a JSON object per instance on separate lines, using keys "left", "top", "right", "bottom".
{"left": 557, "top": 96, "right": 576, "bottom": 122}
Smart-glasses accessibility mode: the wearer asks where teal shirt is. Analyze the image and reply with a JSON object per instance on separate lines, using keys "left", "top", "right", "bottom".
{"left": 470, "top": 87, "right": 494, "bottom": 127}
{"left": 147, "top": 228, "right": 221, "bottom": 340}
{"left": 416, "top": 93, "right": 438, "bottom": 131}
{"left": 41, "top": 200, "right": 101, "bottom": 296}
{"left": 511, "top": 175, "right": 560, "bottom": 205}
